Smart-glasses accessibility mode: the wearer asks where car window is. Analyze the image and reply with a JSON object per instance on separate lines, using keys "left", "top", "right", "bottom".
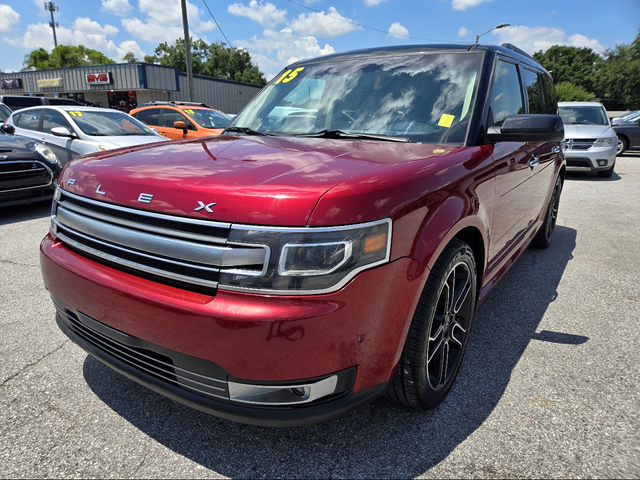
{"left": 161, "top": 109, "right": 196, "bottom": 131}
{"left": 2, "top": 97, "right": 42, "bottom": 109}
{"left": 48, "top": 98, "right": 80, "bottom": 106}
{"left": 135, "top": 109, "right": 161, "bottom": 126}
{"left": 43, "top": 110, "right": 73, "bottom": 134}
{"left": 0, "top": 104, "right": 11, "bottom": 122}
{"left": 489, "top": 60, "right": 524, "bottom": 126}
{"left": 558, "top": 105, "right": 609, "bottom": 125}
{"left": 69, "top": 110, "right": 157, "bottom": 136}
{"left": 541, "top": 74, "right": 558, "bottom": 114}
{"left": 185, "top": 109, "right": 231, "bottom": 129}
{"left": 15, "top": 109, "right": 42, "bottom": 131}
{"left": 522, "top": 68, "right": 544, "bottom": 114}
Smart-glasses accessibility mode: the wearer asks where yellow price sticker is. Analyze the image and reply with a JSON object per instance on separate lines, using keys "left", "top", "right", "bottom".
{"left": 438, "top": 114, "right": 455, "bottom": 128}
{"left": 275, "top": 67, "right": 305, "bottom": 85}
{"left": 68, "top": 111, "right": 83, "bottom": 117}
{"left": 433, "top": 149, "right": 445, "bottom": 153}
{"left": 184, "top": 109, "right": 195, "bottom": 114}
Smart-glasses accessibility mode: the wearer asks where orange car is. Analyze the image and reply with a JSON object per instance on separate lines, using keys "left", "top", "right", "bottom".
{"left": 130, "top": 102, "right": 232, "bottom": 140}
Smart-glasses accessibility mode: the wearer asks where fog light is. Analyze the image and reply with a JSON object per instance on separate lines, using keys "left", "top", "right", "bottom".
{"left": 598, "top": 160, "right": 607, "bottom": 166}
{"left": 228, "top": 375, "right": 338, "bottom": 406}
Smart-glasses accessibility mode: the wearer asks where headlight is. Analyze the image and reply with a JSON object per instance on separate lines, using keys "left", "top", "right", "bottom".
{"left": 35, "top": 143, "right": 59, "bottom": 164}
{"left": 595, "top": 137, "right": 615, "bottom": 147}
{"left": 219, "top": 218, "right": 392, "bottom": 294}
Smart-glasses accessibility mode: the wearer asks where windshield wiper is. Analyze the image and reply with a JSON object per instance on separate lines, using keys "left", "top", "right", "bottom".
{"left": 224, "top": 126, "right": 269, "bottom": 136}
{"left": 295, "top": 129, "right": 412, "bottom": 143}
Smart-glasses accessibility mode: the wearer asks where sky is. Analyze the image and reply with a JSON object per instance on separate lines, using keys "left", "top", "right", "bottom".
{"left": 0, "top": 0, "right": 638, "bottom": 80}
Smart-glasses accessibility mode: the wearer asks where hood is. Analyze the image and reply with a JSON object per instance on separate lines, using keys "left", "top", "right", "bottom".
{"left": 101, "top": 135, "right": 167, "bottom": 149}
{"left": 59, "top": 135, "right": 466, "bottom": 226}
{"left": 563, "top": 124, "right": 614, "bottom": 138}
{"left": 0, "top": 133, "right": 39, "bottom": 160}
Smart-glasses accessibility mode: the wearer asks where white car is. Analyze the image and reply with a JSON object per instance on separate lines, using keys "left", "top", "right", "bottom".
{"left": 6, "top": 106, "right": 167, "bottom": 165}
{"left": 558, "top": 101, "right": 617, "bottom": 178}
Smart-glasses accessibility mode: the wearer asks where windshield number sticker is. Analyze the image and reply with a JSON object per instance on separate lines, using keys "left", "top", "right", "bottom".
{"left": 438, "top": 114, "right": 455, "bottom": 128}
{"left": 275, "top": 67, "right": 305, "bottom": 85}
{"left": 68, "top": 111, "right": 83, "bottom": 117}
{"left": 184, "top": 109, "right": 195, "bottom": 114}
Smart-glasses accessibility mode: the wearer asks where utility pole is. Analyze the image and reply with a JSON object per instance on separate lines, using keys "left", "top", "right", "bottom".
{"left": 44, "top": 2, "right": 59, "bottom": 47}
{"left": 180, "top": 0, "right": 194, "bottom": 102}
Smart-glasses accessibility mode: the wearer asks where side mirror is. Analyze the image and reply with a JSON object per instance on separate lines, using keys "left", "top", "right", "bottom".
{"left": 487, "top": 114, "right": 564, "bottom": 142}
{"left": 50, "top": 127, "right": 75, "bottom": 138}
{"left": 0, "top": 124, "right": 15, "bottom": 135}
{"left": 173, "top": 121, "right": 188, "bottom": 134}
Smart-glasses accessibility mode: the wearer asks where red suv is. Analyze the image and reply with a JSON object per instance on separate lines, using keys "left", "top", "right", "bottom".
{"left": 41, "top": 43, "right": 565, "bottom": 426}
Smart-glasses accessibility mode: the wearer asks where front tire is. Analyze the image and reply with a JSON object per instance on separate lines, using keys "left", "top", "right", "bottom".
{"left": 388, "top": 239, "right": 477, "bottom": 410}
{"left": 616, "top": 137, "right": 627, "bottom": 156}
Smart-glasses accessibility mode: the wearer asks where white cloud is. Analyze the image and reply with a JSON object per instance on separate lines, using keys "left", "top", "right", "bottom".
{"left": 452, "top": 0, "right": 492, "bottom": 11}
{"left": 388, "top": 22, "right": 409, "bottom": 39}
{"left": 363, "top": 0, "right": 388, "bottom": 5}
{"left": 290, "top": 7, "right": 358, "bottom": 37}
{"left": 122, "top": 0, "right": 215, "bottom": 43}
{"left": 116, "top": 40, "right": 146, "bottom": 61}
{"left": 101, "top": 0, "right": 133, "bottom": 17}
{"left": 235, "top": 27, "right": 334, "bottom": 78}
{"left": 228, "top": 1, "right": 287, "bottom": 28}
{"left": 493, "top": 25, "right": 604, "bottom": 54}
{"left": 458, "top": 26, "right": 470, "bottom": 38}
{"left": 0, "top": 5, "right": 20, "bottom": 33}
{"left": 74, "top": 18, "right": 119, "bottom": 36}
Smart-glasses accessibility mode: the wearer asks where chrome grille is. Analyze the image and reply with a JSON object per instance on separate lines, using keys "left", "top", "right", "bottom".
{"left": 566, "top": 138, "right": 597, "bottom": 150}
{"left": 53, "top": 189, "right": 269, "bottom": 291}
{"left": 56, "top": 303, "right": 230, "bottom": 401}
{"left": 0, "top": 160, "right": 54, "bottom": 192}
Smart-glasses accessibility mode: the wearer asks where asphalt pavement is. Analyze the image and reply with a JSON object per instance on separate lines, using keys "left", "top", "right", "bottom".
{"left": 1, "top": 154, "right": 639, "bottom": 479}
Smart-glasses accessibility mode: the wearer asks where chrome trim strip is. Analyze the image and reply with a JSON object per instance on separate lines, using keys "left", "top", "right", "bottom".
{"left": 228, "top": 375, "right": 338, "bottom": 406}
{"left": 59, "top": 188, "right": 232, "bottom": 230}
{"left": 53, "top": 219, "right": 219, "bottom": 288}
{"left": 0, "top": 161, "right": 54, "bottom": 193}
{"left": 230, "top": 217, "right": 391, "bottom": 234}
{"left": 56, "top": 206, "right": 266, "bottom": 267}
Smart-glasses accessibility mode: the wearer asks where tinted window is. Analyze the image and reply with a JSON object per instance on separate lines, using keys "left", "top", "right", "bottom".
{"left": 541, "top": 74, "right": 558, "bottom": 114}
{"left": 16, "top": 109, "right": 42, "bottom": 131}
{"left": 161, "top": 109, "right": 196, "bottom": 130}
{"left": 43, "top": 110, "right": 73, "bottom": 134}
{"left": 2, "top": 97, "right": 42, "bottom": 109}
{"left": 0, "top": 103, "right": 11, "bottom": 122}
{"left": 48, "top": 98, "right": 81, "bottom": 106}
{"left": 70, "top": 110, "right": 157, "bottom": 136}
{"left": 489, "top": 60, "right": 523, "bottom": 126}
{"left": 523, "top": 69, "right": 544, "bottom": 114}
{"left": 187, "top": 109, "right": 231, "bottom": 128}
{"left": 137, "top": 109, "right": 161, "bottom": 126}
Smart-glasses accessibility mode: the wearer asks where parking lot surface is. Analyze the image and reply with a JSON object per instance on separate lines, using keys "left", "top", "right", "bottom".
{"left": 1, "top": 155, "right": 639, "bottom": 479}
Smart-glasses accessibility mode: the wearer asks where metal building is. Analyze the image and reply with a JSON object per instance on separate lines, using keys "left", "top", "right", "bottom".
{"left": 0, "top": 63, "right": 263, "bottom": 114}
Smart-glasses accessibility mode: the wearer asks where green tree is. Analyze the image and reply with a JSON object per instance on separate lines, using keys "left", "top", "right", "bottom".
{"left": 23, "top": 45, "right": 115, "bottom": 70}
{"left": 555, "top": 82, "right": 597, "bottom": 102}
{"left": 533, "top": 45, "right": 602, "bottom": 94}
{"left": 153, "top": 38, "right": 267, "bottom": 85}
{"left": 122, "top": 52, "right": 139, "bottom": 63}
{"left": 143, "top": 55, "right": 158, "bottom": 64}
{"left": 594, "top": 30, "right": 640, "bottom": 110}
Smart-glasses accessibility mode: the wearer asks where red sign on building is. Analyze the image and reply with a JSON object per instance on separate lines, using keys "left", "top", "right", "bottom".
{"left": 85, "top": 73, "right": 112, "bottom": 85}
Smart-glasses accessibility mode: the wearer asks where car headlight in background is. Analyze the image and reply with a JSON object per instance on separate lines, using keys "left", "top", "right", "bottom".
{"left": 595, "top": 137, "right": 615, "bottom": 147}
{"left": 35, "top": 143, "right": 59, "bottom": 164}
{"left": 219, "top": 218, "right": 392, "bottom": 294}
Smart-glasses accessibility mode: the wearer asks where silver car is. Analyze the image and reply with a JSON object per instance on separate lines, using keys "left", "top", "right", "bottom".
{"left": 6, "top": 106, "right": 167, "bottom": 165}
{"left": 558, "top": 101, "right": 617, "bottom": 178}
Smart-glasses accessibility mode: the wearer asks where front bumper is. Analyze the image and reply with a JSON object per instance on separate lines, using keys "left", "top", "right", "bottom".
{"left": 41, "top": 233, "right": 428, "bottom": 425}
{"left": 564, "top": 144, "right": 616, "bottom": 172}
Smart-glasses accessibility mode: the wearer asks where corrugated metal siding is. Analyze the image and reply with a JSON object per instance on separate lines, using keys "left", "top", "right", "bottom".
{"left": 144, "top": 65, "right": 178, "bottom": 91}
{"left": 172, "top": 75, "right": 262, "bottom": 114}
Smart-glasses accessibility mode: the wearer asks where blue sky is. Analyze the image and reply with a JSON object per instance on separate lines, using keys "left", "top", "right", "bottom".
{"left": 0, "top": 0, "right": 638, "bottom": 79}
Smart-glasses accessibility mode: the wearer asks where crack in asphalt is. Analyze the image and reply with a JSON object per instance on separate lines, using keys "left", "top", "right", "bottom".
{"left": 129, "top": 403, "right": 176, "bottom": 477}
{"left": 0, "top": 258, "right": 39, "bottom": 268}
{"left": 0, "top": 340, "right": 69, "bottom": 387}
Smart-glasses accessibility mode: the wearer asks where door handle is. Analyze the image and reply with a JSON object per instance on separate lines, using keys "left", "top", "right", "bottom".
{"left": 552, "top": 146, "right": 561, "bottom": 153}
{"left": 528, "top": 157, "right": 540, "bottom": 167}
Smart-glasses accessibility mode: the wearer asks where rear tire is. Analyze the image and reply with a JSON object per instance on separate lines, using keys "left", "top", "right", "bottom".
{"left": 532, "top": 175, "right": 562, "bottom": 249}
{"left": 388, "top": 239, "right": 477, "bottom": 410}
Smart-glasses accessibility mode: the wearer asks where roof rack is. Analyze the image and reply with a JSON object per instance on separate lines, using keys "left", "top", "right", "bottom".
{"left": 501, "top": 43, "right": 537, "bottom": 62}
{"left": 137, "top": 101, "right": 212, "bottom": 108}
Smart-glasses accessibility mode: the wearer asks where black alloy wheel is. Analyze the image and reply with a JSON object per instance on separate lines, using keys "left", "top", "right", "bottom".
{"left": 532, "top": 175, "right": 563, "bottom": 249}
{"left": 388, "top": 238, "right": 477, "bottom": 410}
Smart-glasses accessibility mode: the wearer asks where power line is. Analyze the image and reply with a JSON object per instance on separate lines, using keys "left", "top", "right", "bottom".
{"left": 201, "top": 0, "right": 234, "bottom": 48}
{"left": 283, "top": 0, "right": 457, "bottom": 43}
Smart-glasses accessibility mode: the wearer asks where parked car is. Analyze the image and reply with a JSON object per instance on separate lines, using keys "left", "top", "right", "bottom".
{"left": 558, "top": 101, "right": 617, "bottom": 178}
{"left": 0, "top": 124, "right": 62, "bottom": 207}
{"left": 611, "top": 109, "right": 640, "bottom": 126}
{"left": 130, "top": 101, "right": 232, "bottom": 140}
{"left": 5, "top": 106, "right": 167, "bottom": 165}
{"left": 0, "top": 102, "right": 12, "bottom": 122}
{"left": 613, "top": 114, "right": 640, "bottom": 155}
{"left": 41, "top": 43, "right": 565, "bottom": 426}
{"left": 0, "top": 95, "right": 81, "bottom": 111}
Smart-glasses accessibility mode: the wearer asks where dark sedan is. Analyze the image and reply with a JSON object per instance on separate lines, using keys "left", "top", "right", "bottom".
{"left": 0, "top": 124, "right": 62, "bottom": 207}
{"left": 613, "top": 115, "right": 640, "bottom": 155}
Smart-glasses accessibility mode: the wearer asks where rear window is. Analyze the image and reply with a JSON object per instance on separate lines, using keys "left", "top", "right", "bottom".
{"left": 2, "top": 97, "right": 42, "bottom": 109}
{"left": 15, "top": 109, "right": 42, "bottom": 131}
{"left": 48, "top": 98, "right": 81, "bottom": 106}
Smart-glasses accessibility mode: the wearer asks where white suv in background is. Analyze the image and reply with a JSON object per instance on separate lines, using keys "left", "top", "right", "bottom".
{"left": 558, "top": 101, "right": 618, "bottom": 178}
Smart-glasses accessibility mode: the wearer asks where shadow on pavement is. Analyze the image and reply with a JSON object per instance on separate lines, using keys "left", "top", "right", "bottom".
{"left": 83, "top": 225, "right": 579, "bottom": 479}
{"left": 0, "top": 200, "right": 52, "bottom": 225}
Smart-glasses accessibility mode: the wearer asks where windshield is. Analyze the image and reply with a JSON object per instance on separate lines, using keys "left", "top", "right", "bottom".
{"left": 69, "top": 110, "right": 158, "bottom": 136}
{"left": 231, "top": 53, "right": 482, "bottom": 144}
{"left": 186, "top": 109, "right": 231, "bottom": 129}
{"left": 558, "top": 105, "right": 609, "bottom": 126}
